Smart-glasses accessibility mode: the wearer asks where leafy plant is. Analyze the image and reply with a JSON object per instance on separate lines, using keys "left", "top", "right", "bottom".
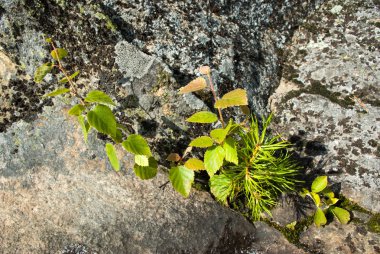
{"left": 301, "top": 176, "right": 350, "bottom": 227}
{"left": 169, "top": 66, "right": 300, "bottom": 219}
{"left": 34, "top": 38, "right": 157, "bottom": 178}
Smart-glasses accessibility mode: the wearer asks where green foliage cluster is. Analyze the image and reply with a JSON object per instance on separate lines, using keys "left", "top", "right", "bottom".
{"left": 35, "top": 40, "right": 300, "bottom": 220}
{"left": 169, "top": 66, "right": 300, "bottom": 220}
{"left": 34, "top": 38, "right": 158, "bottom": 179}
{"left": 301, "top": 176, "right": 350, "bottom": 227}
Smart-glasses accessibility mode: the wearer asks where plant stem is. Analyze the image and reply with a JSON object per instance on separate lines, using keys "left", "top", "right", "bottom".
{"left": 50, "top": 41, "right": 85, "bottom": 104}
{"left": 207, "top": 73, "right": 225, "bottom": 128}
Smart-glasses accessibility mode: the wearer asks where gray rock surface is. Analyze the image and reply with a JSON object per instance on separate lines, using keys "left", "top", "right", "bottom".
{"left": 270, "top": 0, "right": 380, "bottom": 213}
{"left": 0, "top": 102, "right": 251, "bottom": 253}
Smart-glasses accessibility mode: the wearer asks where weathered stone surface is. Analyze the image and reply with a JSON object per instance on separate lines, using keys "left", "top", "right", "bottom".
{"left": 299, "top": 221, "right": 380, "bottom": 254}
{"left": 270, "top": 0, "right": 380, "bottom": 212}
{"left": 0, "top": 102, "right": 257, "bottom": 253}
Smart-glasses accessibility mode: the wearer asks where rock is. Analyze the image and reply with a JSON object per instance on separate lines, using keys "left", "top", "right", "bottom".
{"left": 269, "top": 0, "right": 380, "bottom": 212}
{"left": 299, "top": 221, "right": 380, "bottom": 254}
{"left": 0, "top": 102, "right": 258, "bottom": 253}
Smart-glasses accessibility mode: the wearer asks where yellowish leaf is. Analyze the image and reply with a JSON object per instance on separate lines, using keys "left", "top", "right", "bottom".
{"left": 199, "top": 66, "right": 211, "bottom": 75}
{"left": 184, "top": 158, "right": 205, "bottom": 170}
{"left": 214, "top": 89, "right": 248, "bottom": 109}
{"left": 179, "top": 77, "right": 207, "bottom": 94}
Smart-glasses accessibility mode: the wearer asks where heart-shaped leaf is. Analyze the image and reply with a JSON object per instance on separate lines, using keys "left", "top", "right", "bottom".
{"left": 210, "top": 174, "right": 232, "bottom": 204}
{"left": 204, "top": 145, "right": 225, "bottom": 177}
{"left": 122, "top": 134, "right": 151, "bottom": 156}
{"left": 184, "top": 158, "right": 205, "bottom": 170}
{"left": 314, "top": 208, "right": 327, "bottom": 227}
{"left": 214, "top": 89, "right": 248, "bottom": 109}
{"left": 50, "top": 48, "right": 68, "bottom": 60}
{"left": 331, "top": 206, "right": 350, "bottom": 224}
{"left": 85, "top": 90, "right": 116, "bottom": 106}
{"left": 169, "top": 166, "right": 194, "bottom": 197}
{"left": 105, "top": 143, "right": 120, "bottom": 171}
{"left": 312, "top": 176, "right": 328, "bottom": 193}
{"left": 210, "top": 129, "right": 227, "bottom": 143}
{"left": 134, "top": 157, "right": 157, "bottom": 180}
{"left": 179, "top": 77, "right": 207, "bottom": 94}
{"left": 189, "top": 136, "right": 214, "bottom": 148}
{"left": 87, "top": 104, "right": 116, "bottom": 136}
{"left": 186, "top": 111, "right": 218, "bottom": 124}
{"left": 34, "top": 62, "right": 54, "bottom": 83}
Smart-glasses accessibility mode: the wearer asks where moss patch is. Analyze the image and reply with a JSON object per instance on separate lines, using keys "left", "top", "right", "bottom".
{"left": 367, "top": 214, "right": 380, "bottom": 234}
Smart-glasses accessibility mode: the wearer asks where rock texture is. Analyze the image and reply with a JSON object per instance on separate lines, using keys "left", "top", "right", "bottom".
{"left": 270, "top": 0, "right": 380, "bottom": 213}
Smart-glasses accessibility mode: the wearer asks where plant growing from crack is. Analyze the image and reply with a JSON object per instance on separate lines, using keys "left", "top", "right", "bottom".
{"left": 301, "top": 176, "right": 350, "bottom": 227}
{"left": 34, "top": 38, "right": 158, "bottom": 179}
{"left": 168, "top": 66, "right": 300, "bottom": 220}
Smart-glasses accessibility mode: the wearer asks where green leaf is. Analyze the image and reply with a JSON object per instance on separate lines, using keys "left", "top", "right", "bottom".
{"left": 331, "top": 207, "right": 350, "bottom": 224}
{"left": 210, "top": 174, "right": 232, "bottom": 205}
{"left": 214, "top": 89, "right": 248, "bottom": 109}
{"left": 59, "top": 71, "right": 80, "bottom": 84}
{"left": 135, "top": 154, "right": 149, "bottom": 166}
{"left": 111, "top": 129, "right": 123, "bottom": 144}
{"left": 34, "top": 62, "right": 53, "bottom": 83}
{"left": 311, "top": 192, "right": 321, "bottom": 207}
{"left": 186, "top": 111, "right": 218, "bottom": 124}
{"left": 184, "top": 158, "right": 205, "bottom": 170}
{"left": 169, "top": 166, "right": 194, "bottom": 197}
{"left": 50, "top": 48, "right": 68, "bottom": 60}
{"left": 314, "top": 208, "right": 327, "bottom": 227}
{"left": 68, "top": 104, "right": 85, "bottom": 116}
{"left": 223, "top": 137, "right": 238, "bottom": 165}
{"left": 122, "top": 134, "right": 151, "bottom": 156}
{"left": 105, "top": 143, "right": 120, "bottom": 172}
{"left": 87, "top": 104, "right": 116, "bottom": 136}
{"left": 326, "top": 197, "right": 339, "bottom": 206}
{"left": 204, "top": 145, "right": 225, "bottom": 177}
{"left": 85, "top": 90, "right": 116, "bottom": 106}
{"left": 134, "top": 157, "right": 157, "bottom": 180}
{"left": 178, "top": 77, "right": 207, "bottom": 94}
{"left": 286, "top": 221, "right": 297, "bottom": 230}
{"left": 45, "top": 38, "right": 52, "bottom": 43}
{"left": 43, "top": 87, "right": 70, "bottom": 97}
{"left": 311, "top": 176, "right": 328, "bottom": 193}
{"left": 210, "top": 128, "right": 227, "bottom": 143}
{"left": 189, "top": 136, "right": 214, "bottom": 148}
{"left": 77, "top": 115, "right": 90, "bottom": 142}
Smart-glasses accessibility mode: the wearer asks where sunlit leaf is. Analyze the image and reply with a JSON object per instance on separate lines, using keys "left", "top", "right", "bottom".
{"left": 78, "top": 115, "right": 90, "bottom": 143}
{"left": 85, "top": 90, "right": 116, "bottom": 106}
{"left": 45, "top": 38, "right": 52, "bottom": 43}
{"left": 189, "top": 136, "right": 214, "bottom": 148}
{"left": 331, "top": 207, "right": 350, "bottom": 224}
{"left": 186, "top": 111, "right": 218, "bottom": 123}
{"left": 68, "top": 104, "right": 85, "bottom": 116}
{"left": 87, "top": 104, "right": 116, "bottom": 136}
{"left": 134, "top": 157, "right": 157, "bottom": 180}
{"left": 43, "top": 87, "right": 70, "bottom": 97}
{"left": 111, "top": 129, "right": 123, "bottom": 144}
{"left": 311, "top": 176, "right": 328, "bottom": 193}
{"left": 286, "top": 221, "right": 297, "bottom": 230}
{"left": 199, "top": 66, "right": 211, "bottom": 75}
{"left": 223, "top": 137, "right": 238, "bottom": 165}
{"left": 311, "top": 192, "right": 321, "bottom": 207}
{"left": 59, "top": 71, "right": 80, "bottom": 84}
{"left": 214, "top": 89, "right": 248, "bottom": 109}
{"left": 105, "top": 143, "right": 120, "bottom": 171}
{"left": 135, "top": 154, "right": 149, "bottom": 166}
{"left": 178, "top": 77, "right": 207, "bottom": 94}
{"left": 314, "top": 208, "right": 327, "bottom": 227}
{"left": 210, "top": 129, "right": 227, "bottom": 143}
{"left": 50, "top": 48, "right": 68, "bottom": 60}
{"left": 169, "top": 166, "right": 194, "bottom": 197}
{"left": 34, "top": 62, "right": 53, "bottom": 83}
{"left": 122, "top": 134, "right": 151, "bottom": 156}
{"left": 166, "top": 153, "right": 181, "bottom": 162}
{"left": 326, "top": 197, "right": 339, "bottom": 206}
{"left": 204, "top": 145, "right": 225, "bottom": 177}
{"left": 210, "top": 174, "right": 232, "bottom": 205}
{"left": 184, "top": 158, "right": 205, "bottom": 170}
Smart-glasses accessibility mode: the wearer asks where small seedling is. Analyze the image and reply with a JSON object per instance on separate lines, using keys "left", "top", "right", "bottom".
{"left": 301, "top": 176, "right": 350, "bottom": 227}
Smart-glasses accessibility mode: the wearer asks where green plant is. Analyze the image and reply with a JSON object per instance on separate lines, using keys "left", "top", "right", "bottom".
{"left": 301, "top": 176, "right": 350, "bottom": 227}
{"left": 168, "top": 66, "right": 300, "bottom": 220}
{"left": 34, "top": 38, "right": 158, "bottom": 178}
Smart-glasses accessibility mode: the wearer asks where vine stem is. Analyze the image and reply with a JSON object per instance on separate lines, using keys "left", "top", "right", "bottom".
{"left": 207, "top": 73, "right": 225, "bottom": 128}
{"left": 50, "top": 41, "right": 85, "bottom": 105}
